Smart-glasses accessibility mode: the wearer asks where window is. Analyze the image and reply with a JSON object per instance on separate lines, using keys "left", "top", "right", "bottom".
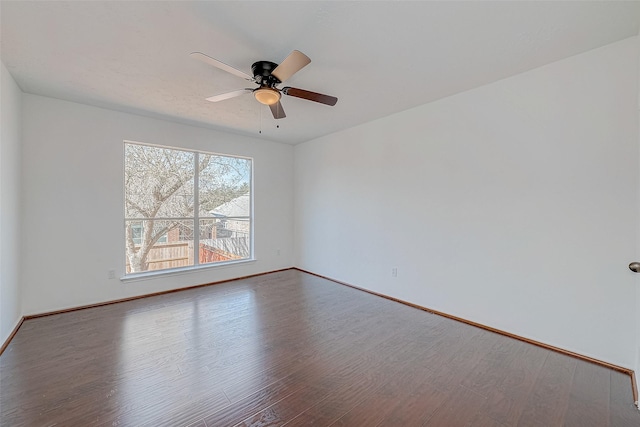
{"left": 124, "top": 142, "right": 252, "bottom": 275}
{"left": 130, "top": 223, "right": 166, "bottom": 245}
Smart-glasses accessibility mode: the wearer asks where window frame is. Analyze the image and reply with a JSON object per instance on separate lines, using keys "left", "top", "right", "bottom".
{"left": 122, "top": 140, "right": 254, "bottom": 281}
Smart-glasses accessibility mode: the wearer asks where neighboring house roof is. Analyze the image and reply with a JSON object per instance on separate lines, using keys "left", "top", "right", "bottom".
{"left": 211, "top": 193, "right": 250, "bottom": 217}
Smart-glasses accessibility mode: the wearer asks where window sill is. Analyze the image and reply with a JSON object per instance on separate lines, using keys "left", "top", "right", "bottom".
{"left": 120, "top": 258, "right": 257, "bottom": 283}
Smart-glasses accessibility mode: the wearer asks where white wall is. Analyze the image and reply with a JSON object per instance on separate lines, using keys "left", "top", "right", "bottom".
{"left": 21, "top": 95, "right": 294, "bottom": 314}
{"left": 295, "top": 37, "right": 639, "bottom": 368}
{"left": 635, "top": 35, "right": 640, "bottom": 402}
{"left": 0, "top": 62, "right": 23, "bottom": 344}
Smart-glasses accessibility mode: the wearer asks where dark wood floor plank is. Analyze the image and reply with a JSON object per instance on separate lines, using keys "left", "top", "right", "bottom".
{"left": 371, "top": 377, "right": 450, "bottom": 427}
{"left": 201, "top": 373, "right": 312, "bottom": 427}
{"left": 207, "top": 321, "right": 406, "bottom": 425}
{"left": 202, "top": 298, "right": 417, "bottom": 426}
{"left": 477, "top": 342, "right": 549, "bottom": 425}
{"left": 281, "top": 370, "right": 391, "bottom": 427}
{"left": 219, "top": 298, "right": 404, "bottom": 403}
{"left": 468, "top": 412, "right": 508, "bottom": 427}
{"left": 328, "top": 361, "right": 436, "bottom": 426}
{"left": 609, "top": 370, "right": 640, "bottom": 427}
{"left": 517, "top": 351, "right": 577, "bottom": 426}
{"left": 232, "top": 324, "right": 429, "bottom": 427}
{"left": 562, "top": 361, "right": 610, "bottom": 427}
{"left": 1, "top": 269, "right": 638, "bottom": 426}
{"left": 423, "top": 385, "right": 487, "bottom": 426}
{"left": 285, "top": 333, "right": 450, "bottom": 425}
{"left": 460, "top": 337, "right": 522, "bottom": 396}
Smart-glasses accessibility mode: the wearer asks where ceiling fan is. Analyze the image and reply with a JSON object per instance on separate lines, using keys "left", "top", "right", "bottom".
{"left": 190, "top": 50, "right": 338, "bottom": 119}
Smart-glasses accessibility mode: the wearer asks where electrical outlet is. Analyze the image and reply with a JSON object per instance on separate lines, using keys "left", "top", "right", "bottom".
{"left": 391, "top": 268, "right": 398, "bottom": 278}
{"left": 108, "top": 270, "right": 116, "bottom": 279}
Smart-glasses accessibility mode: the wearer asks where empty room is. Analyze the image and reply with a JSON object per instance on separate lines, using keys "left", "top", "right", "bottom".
{"left": 2, "top": 1, "right": 640, "bottom": 426}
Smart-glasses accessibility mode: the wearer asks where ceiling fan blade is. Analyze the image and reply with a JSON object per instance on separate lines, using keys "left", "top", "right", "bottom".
{"left": 272, "top": 50, "right": 311, "bottom": 83}
{"left": 190, "top": 52, "right": 254, "bottom": 81}
{"left": 282, "top": 87, "right": 338, "bottom": 106}
{"left": 206, "top": 89, "right": 252, "bottom": 103}
{"left": 269, "top": 101, "right": 286, "bottom": 119}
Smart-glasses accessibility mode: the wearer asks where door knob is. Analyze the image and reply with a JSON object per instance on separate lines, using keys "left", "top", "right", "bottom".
{"left": 629, "top": 262, "right": 640, "bottom": 273}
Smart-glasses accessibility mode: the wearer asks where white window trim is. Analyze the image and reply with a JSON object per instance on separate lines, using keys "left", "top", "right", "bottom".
{"left": 120, "top": 258, "right": 257, "bottom": 283}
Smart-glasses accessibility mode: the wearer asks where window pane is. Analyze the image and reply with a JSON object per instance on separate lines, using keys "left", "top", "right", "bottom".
{"left": 199, "top": 218, "right": 250, "bottom": 265}
{"left": 198, "top": 155, "right": 251, "bottom": 218}
{"left": 198, "top": 154, "right": 252, "bottom": 265}
{"left": 125, "top": 144, "right": 195, "bottom": 219}
{"left": 125, "top": 220, "right": 194, "bottom": 273}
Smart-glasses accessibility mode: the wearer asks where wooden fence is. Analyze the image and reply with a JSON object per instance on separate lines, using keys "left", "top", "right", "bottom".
{"left": 126, "top": 240, "right": 243, "bottom": 273}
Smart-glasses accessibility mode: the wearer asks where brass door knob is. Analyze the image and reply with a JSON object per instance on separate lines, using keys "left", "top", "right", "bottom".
{"left": 629, "top": 262, "right": 640, "bottom": 273}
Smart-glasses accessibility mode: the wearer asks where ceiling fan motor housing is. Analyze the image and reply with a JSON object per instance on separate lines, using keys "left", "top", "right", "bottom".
{"left": 252, "top": 61, "right": 281, "bottom": 86}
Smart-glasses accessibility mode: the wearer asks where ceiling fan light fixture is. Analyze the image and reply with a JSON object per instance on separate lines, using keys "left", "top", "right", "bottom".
{"left": 254, "top": 88, "right": 281, "bottom": 105}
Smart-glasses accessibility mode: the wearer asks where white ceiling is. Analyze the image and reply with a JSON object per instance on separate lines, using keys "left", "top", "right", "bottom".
{"left": 2, "top": 1, "right": 639, "bottom": 145}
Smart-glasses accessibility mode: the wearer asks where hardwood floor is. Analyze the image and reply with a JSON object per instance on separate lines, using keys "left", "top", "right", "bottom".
{"left": 1, "top": 269, "right": 639, "bottom": 426}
